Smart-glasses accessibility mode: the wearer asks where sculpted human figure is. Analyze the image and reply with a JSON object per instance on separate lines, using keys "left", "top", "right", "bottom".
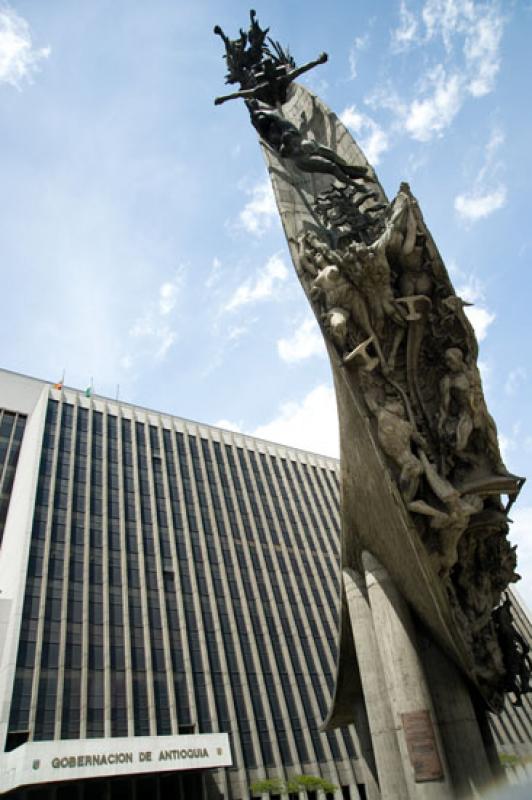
{"left": 298, "top": 234, "right": 379, "bottom": 365}
{"left": 246, "top": 9, "right": 269, "bottom": 61}
{"left": 214, "top": 10, "right": 270, "bottom": 88}
{"left": 340, "top": 221, "right": 407, "bottom": 370}
{"left": 343, "top": 192, "right": 418, "bottom": 328}
{"left": 297, "top": 232, "right": 321, "bottom": 278}
{"left": 398, "top": 241, "right": 432, "bottom": 297}
{"left": 409, "top": 492, "right": 483, "bottom": 577}
{"left": 384, "top": 184, "right": 433, "bottom": 297}
{"left": 364, "top": 394, "right": 425, "bottom": 502}
{"left": 215, "top": 53, "right": 329, "bottom": 107}
{"left": 438, "top": 347, "right": 506, "bottom": 474}
{"left": 314, "top": 181, "right": 385, "bottom": 245}
{"left": 247, "top": 101, "right": 369, "bottom": 182}
{"left": 297, "top": 231, "right": 342, "bottom": 278}
{"left": 347, "top": 243, "right": 404, "bottom": 333}
{"left": 323, "top": 307, "right": 350, "bottom": 350}
{"left": 498, "top": 542, "right": 520, "bottom": 589}
{"left": 214, "top": 11, "right": 331, "bottom": 106}
{"left": 493, "top": 596, "right": 532, "bottom": 706}
{"left": 439, "top": 347, "right": 474, "bottom": 454}
{"left": 310, "top": 263, "right": 386, "bottom": 366}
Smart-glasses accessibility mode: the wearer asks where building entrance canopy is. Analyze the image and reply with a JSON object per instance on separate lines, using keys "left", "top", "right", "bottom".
{"left": 0, "top": 733, "right": 231, "bottom": 794}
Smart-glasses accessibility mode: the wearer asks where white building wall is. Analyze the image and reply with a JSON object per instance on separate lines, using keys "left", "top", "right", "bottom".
{"left": 0, "top": 372, "right": 49, "bottom": 749}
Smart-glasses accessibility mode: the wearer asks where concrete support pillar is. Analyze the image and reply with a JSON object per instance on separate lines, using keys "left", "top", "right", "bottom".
{"left": 351, "top": 695, "right": 383, "bottom": 800}
{"left": 362, "top": 551, "right": 453, "bottom": 800}
{"left": 343, "top": 567, "right": 409, "bottom": 800}
{"left": 418, "top": 631, "right": 494, "bottom": 798}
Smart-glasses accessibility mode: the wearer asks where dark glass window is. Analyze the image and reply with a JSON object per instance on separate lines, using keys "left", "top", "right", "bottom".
{"left": 0, "top": 409, "right": 27, "bottom": 543}
{"left": 8, "top": 398, "right": 352, "bottom": 775}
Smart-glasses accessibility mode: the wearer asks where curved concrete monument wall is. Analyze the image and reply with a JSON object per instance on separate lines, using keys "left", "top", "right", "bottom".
{"left": 213, "top": 11, "right": 528, "bottom": 722}
{"left": 213, "top": 13, "right": 530, "bottom": 798}
{"left": 254, "top": 81, "right": 525, "bottom": 717}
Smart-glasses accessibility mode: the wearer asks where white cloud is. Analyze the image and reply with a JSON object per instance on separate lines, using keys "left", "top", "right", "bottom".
{"left": 421, "top": 0, "right": 504, "bottom": 88}
{"left": 367, "top": 67, "right": 466, "bottom": 143}
{"left": 365, "top": 82, "right": 406, "bottom": 117}
{"left": 483, "top": 126, "right": 505, "bottom": 163}
{"left": 348, "top": 33, "right": 370, "bottom": 79}
{"left": 252, "top": 384, "right": 339, "bottom": 458}
{"left": 464, "top": 8, "right": 503, "bottom": 96}
{"left": 238, "top": 178, "right": 278, "bottom": 237}
{"left": 422, "top": 0, "right": 473, "bottom": 48}
{"left": 509, "top": 505, "right": 532, "bottom": 612}
{"left": 340, "top": 105, "right": 389, "bottom": 164}
{"left": 213, "top": 418, "right": 242, "bottom": 434}
{"left": 498, "top": 433, "right": 514, "bottom": 464}
{"left": 128, "top": 269, "right": 183, "bottom": 361}
{"left": 380, "top": 1, "right": 506, "bottom": 142}
{"left": 454, "top": 186, "right": 506, "bottom": 221}
{"left": 0, "top": 4, "right": 50, "bottom": 89}
{"left": 454, "top": 274, "right": 483, "bottom": 304}
{"left": 277, "top": 317, "right": 326, "bottom": 363}
{"left": 154, "top": 329, "right": 176, "bottom": 360}
{"left": 404, "top": 65, "right": 462, "bottom": 141}
{"left": 158, "top": 275, "right": 181, "bottom": 315}
{"left": 392, "top": 0, "right": 419, "bottom": 52}
{"left": 499, "top": 421, "right": 520, "bottom": 464}
{"left": 456, "top": 275, "right": 495, "bottom": 341}
{"left": 455, "top": 126, "right": 506, "bottom": 222}
{"left": 405, "top": 150, "right": 429, "bottom": 177}
{"left": 224, "top": 253, "right": 288, "bottom": 312}
{"left": 129, "top": 316, "right": 176, "bottom": 361}
{"left": 463, "top": 306, "right": 495, "bottom": 342}
{"left": 504, "top": 367, "right": 527, "bottom": 397}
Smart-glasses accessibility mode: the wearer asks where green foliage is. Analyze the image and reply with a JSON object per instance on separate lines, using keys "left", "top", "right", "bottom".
{"left": 288, "top": 774, "right": 338, "bottom": 793}
{"left": 499, "top": 752, "right": 521, "bottom": 768}
{"left": 249, "top": 777, "right": 285, "bottom": 795}
{"left": 250, "top": 773, "right": 338, "bottom": 795}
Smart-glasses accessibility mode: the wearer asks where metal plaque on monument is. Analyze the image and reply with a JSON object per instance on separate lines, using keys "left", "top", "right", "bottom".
{"left": 214, "top": 12, "right": 530, "bottom": 798}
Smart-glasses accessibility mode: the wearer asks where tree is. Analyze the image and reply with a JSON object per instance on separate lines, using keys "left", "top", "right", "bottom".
{"left": 250, "top": 777, "right": 285, "bottom": 796}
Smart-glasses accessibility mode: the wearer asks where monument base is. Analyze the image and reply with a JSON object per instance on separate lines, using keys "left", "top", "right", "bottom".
{"left": 343, "top": 555, "right": 500, "bottom": 799}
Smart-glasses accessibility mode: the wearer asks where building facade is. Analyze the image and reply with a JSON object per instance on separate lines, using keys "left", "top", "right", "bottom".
{"left": 0, "top": 369, "right": 530, "bottom": 799}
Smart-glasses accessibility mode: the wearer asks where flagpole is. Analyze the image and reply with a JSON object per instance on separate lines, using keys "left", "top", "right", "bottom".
{"left": 116, "top": 384, "right": 120, "bottom": 402}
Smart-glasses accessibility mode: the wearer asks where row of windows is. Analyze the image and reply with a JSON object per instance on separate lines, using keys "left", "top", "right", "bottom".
{"left": 9, "top": 398, "right": 356, "bottom": 768}
{"left": 0, "top": 408, "right": 27, "bottom": 543}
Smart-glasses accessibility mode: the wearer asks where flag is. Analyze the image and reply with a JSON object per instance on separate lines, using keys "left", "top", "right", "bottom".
{"left": 53, "top": 370, "right": 65, "bottom": 390}
{"left": 85, "top": 387, "right": 92, "bottom": 397}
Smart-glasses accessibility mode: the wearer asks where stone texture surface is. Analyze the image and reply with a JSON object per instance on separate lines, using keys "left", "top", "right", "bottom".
{"left": 342, "top": 567, "right": 409, "bottom": 800}
{"left": 259, "top": 81, "right": 525, "bottom": 713}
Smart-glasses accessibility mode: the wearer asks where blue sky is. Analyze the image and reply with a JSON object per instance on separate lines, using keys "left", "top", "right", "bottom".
{"left": 1, "top": 0, "right": 531, "bottom": 605}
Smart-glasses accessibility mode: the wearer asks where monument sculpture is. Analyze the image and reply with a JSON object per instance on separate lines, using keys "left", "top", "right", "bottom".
{"left": 215, "top": 11, "right": 529, "bottom": 797}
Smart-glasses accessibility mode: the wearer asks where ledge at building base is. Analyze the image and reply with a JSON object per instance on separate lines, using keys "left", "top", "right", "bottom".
{"left": 0, "top": 733, "right": 231, "bottom": 795}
